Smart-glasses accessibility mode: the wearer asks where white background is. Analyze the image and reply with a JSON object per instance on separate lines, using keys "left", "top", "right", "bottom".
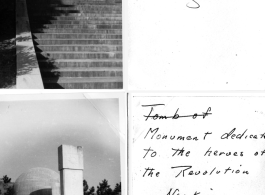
{"left": 127, "top": 0, "right": 265, "bottom": 90}
{"left": 130, "top": 94, "right": 265, "bottom": 195}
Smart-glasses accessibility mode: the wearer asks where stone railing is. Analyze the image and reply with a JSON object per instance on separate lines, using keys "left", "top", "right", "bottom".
{"left": 16, "top": 0, "right": 44, "bottom": 89}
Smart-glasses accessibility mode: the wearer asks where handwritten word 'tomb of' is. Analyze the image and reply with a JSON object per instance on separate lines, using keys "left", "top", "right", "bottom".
{"left": 142, "top": 104, "right": 212, "bottom": 121}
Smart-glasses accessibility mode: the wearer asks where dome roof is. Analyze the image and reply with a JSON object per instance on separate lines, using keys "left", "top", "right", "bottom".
{"left": 14, "top": 168, "right": 60, "bottom": 195}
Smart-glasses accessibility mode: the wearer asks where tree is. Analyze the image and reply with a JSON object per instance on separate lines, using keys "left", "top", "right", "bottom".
{"left": 83, "top": 180, "right": 89, "bottom": 193}
{"left": 83, "top": 180, "right": 95, "bottom": 195}
{"left": 87, "top": 186, "right": 95, "bottom": 195}
{"left": 4, "top": 186, "right": 14, "bottom": 195}
{"left": 112, "top": 183, "right": 121, "bottom": 195}
{"left": 1, "top": 175, "right": 13, "bottom": 195}
{"left": 2, "top": 175, "right": 11, "bottom": 183}
{"left": 96, "top": 179, "right": 112, "bottom": 195}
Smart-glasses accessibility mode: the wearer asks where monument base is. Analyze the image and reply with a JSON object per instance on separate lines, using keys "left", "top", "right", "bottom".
{"left": 60, "top": 169, "right": 83, "bottom": 195}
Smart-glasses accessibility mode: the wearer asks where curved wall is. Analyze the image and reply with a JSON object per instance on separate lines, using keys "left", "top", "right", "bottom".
{"left": 14, "top": 168, "right": 60, "bottom": 195}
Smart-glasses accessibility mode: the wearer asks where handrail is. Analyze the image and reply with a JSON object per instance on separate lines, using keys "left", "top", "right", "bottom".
{"left": 16, "top": 0, "right": 44, "bottom": 89}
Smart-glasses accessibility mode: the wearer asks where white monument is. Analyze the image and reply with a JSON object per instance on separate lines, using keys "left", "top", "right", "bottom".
{"left": 58, "top": 145, "right": 84, "bottom": 195}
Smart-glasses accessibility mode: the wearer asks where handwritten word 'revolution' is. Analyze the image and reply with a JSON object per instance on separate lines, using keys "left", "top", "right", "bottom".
{"left": 142, "top": 104, "right": 212, "bottom": 121}
{"left": 171, "top": 165, "right": 249, "bottom": 178}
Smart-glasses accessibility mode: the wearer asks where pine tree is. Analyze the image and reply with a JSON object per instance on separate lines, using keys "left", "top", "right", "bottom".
{"left": 83, "top": 180, "right": 89, "bottom": 193}
{"left": 96, "top": 179, "right": 112, "bottom": 195}
{"left": 112, "top": 183, "right": 121, "bottom": 195}
{"left": 4, "top": 186, "right": 13, "bottom": 195}
{"left": 83, "top": 180, "right": 95, "bottom": 195}
{"left": 2, "top": 176, "right": 11, "bottom": 184}
{"left": 87, "top": 186, "right": 95, "bottom": 195}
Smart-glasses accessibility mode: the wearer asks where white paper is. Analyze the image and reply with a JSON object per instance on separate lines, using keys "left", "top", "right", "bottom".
{"left": 130, "top": 94, "right": 265, "bottom": 195}
{"left": 127, "top": 0, "right": 265, "bottom": 90}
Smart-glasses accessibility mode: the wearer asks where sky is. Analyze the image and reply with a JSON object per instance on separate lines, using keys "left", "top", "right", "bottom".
{"left": 0, "top": 98, "right": 121, "bottom": 189}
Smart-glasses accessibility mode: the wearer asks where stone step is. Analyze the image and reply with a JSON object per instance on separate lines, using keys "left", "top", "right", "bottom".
{"left": 76, "top": 2, "right": 121, "bottom": 5}
{"left": 37, "top": 24, "right": 122, "bottom": 29}
{"left": 41, "top": 67, "right": 122, "bottom": 77}
{"left": 36, "top": 51, "right": 122, "bottom": 59}
{"left": 30, "top": 16, "right": 122, "bottom": 21}
{"left": 32, "top": 29, "right": 122, "bottom": 33}
{"left": 34, "top": 39, "right": 122, "bottom": 45}
{"left": 27, "top": 1, "right": 120, "bottom": 5}
{"left": 43, "top": 77, "right": 123, "bottom": 89}
{"left": 73, "top": 0, "right": 122, "bottom": 5}
{"left": 27, "top": 1, "right": 121, "bottom": 6}
{"left": 26, "top": 0, "right": 123, "bottom": 89}
{"left": 35, "top": 45, "right": 122, "bottom": 52}
{"left": 38, "top": 59, "right": 122, "bottom": 68}
{"left": 29, "top": 12, "right": 122, "bottom": 17}
{"left": 29, "top": 9, "right": 122, "bottom": 15}
{"left": 30, "top": 20, "right": 122, "bottom": 26}
{"left": 33, "top": 33, "right": 122, "bottom": 39}
{"left": 28, "top": 13, "right": 122, "bottom": 17}
{"left": 50, "top": 16, "right": 122, "bottom": 20}
{"left": 55, "top": 5, "right": 122, "bottom": 11}
{"left": 33, "top": 20, "right": 122, "bottom": 25}
{"left": 76, "top": 3, "right": 121, "bottom": 5}
{"left": 28, "top": 10, "right": 80, "bottom": 15}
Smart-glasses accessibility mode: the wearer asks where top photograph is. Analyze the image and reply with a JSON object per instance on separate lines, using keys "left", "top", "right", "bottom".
{"left": 1, "top": 0, "right": 122, "bottom": 89}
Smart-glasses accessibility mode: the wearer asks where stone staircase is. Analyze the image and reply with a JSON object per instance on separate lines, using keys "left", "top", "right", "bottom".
{"left": 26, "top": 0, "right": 122, "bottom": 89}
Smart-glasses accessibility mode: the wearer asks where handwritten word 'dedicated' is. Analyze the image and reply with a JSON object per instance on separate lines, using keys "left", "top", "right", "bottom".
{"left": 142, "top": 104, "right": 212, "bottom": 121}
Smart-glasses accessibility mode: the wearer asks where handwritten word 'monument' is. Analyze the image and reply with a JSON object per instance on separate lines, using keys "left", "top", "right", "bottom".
{"left": 142, "top": 104, "right": 212, "bottom": 121}
{"left": 144, "top": 127, "right": 199, "bottom": 141}
{"left": 171, "top": 165, "right": 249, "bottom": 178}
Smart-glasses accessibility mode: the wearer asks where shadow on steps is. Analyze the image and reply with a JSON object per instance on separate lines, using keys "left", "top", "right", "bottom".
{"left": 26, "top": 0, "right": 123, "bottom": 89}
{"left": 27, "top": 0, "right": 79, "bottom": 89}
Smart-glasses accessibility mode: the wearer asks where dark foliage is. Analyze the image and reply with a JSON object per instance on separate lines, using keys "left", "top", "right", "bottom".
{"left": 112, "top": 183, "right": 121, "bottom": 195}
{"left": 96, "top": 179, "right": 112, "bottom": 195}
{"left": 0, "top": 0, "right": 15, "bottom": 41}
{"left": 83, "top": 180, "right": 95, "bottom": 195}
{"left": 84, "top": 179, "right": 121, "bottom": 195}
{"left": 0, "top": 0, "right": 16, "bottom": 88}
{"left": 26, "top": 0, "right": 75, "bottom": 89}
{"left": 87, "top": 186, "right": 95, "bottom": 195}
{"left": 84, "top": 180, "right": 89, "bottom": 192}
{"left": 4, "top": 186, "right": 14, "bottom": 195}
{"left": 2, "top": 175, "right": 11, "bottom": 183}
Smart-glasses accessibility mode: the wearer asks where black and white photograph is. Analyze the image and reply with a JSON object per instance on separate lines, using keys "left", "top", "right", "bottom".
{"left": 0, "top": 93, "right": 126, "bottom": 195}
{"left": 1, "top": 0, "right": 265, "bottom": 194}
{"left": 1, "top": 0, "right": 122, "bottom": 89}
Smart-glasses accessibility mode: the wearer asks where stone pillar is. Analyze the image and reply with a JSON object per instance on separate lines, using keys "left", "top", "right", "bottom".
{"left": 58, "top": 145, "right": 84, "bottom": 195}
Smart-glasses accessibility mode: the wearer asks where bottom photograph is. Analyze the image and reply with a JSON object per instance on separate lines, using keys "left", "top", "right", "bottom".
{"left": 0, "top": 93, "right": 126, "bottom": 195}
